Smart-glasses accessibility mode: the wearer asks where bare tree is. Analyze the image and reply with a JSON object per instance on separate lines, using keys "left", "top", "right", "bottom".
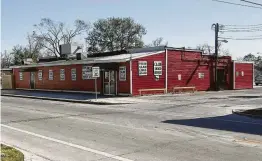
{"left": 196, "top": 43, "right": 230, "bottom": 56}
{"left": 145, "top": 37, "right": 168, "bottom": 47}
{"left": 33, "top": 18, "right": 89, "bottom": 57}
{"left": 23, "top": 33, "right": 43, "bottom": 62}
{"left": 1, "top": 50, "right": 13, "bottom": 68}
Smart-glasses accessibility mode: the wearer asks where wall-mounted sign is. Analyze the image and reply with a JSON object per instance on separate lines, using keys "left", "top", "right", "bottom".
{"left": 92, "top": 66, "right": 100, "bottom": 78}
{"left": 38, "top": 70, "right": 43, "bottom": 80}
{"left": 49, "top": 70, "right": 53, "bottom": 80}
{"left": 60, "top": 69, "right": 65, "bottom": 81}
{"left": 154, "top": 61, "right": 162, "bottom": 76}
{"left": 178, "top": 74, "right": 182, "bottom": 80}
{"left": 138, "top": 61, "right": 147, "bottom": 76}
{"left": 119, "top": 66, "right": 126, "bottom": 81}
{"left": 71, "top": 68, "right": 76, "bottom": 81}
{"left": 82, "top": 65, "right": 92, "bottom": 80}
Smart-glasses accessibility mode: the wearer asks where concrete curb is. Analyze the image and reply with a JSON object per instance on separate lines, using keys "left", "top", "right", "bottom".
{"left": 232, "top": 109, "right": 262, "bottom": 119}
{"left": 1, "top": 94, "right": 131, "bottom": 105}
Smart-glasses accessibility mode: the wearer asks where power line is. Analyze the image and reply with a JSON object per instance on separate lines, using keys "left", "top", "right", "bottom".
{"left": 222, "top": 24, "right": 262, "bottom": 27}
{"left": 219, "top": 36, "right": 262, "bottom": 40}
{"left": 240, "top": 0, "right": 262, "bottom": 6}
{"left": 212, "top": 0, "right": 262, "bottom": 9}
{"left": 220, "top": 28, "right": 262, "bottom": 32}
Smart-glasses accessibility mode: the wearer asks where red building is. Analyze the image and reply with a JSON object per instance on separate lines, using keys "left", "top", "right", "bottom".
{"left": 11, "top": 46, "right": 254, "bottom": 96}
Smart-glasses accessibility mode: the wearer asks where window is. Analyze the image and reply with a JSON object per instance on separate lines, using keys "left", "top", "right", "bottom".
{"left": 60, "top": 69, "right": 65, "bottom": 81}
{"left": 138, "top": 61, "right": 147, "bottom": 76}
{"left": 178, "top": 74, "right": 182, "bottom": 80}
{"left": 71, "top": 68, "right": 76, "bottom": 81}
{"left": 236, "top": 71, "right": 239, "bottom": 77}
{"left": 198, "top": 73, "right": 205, "bottom": 79}
{"left": 49, "top": 70, "right": 53, "bottom": 80}
{"left": 241, "top": 71, "right": 244, "bottom": 76}
{"left": 82, "top": 65, "right": 92, "bottom": 80}
{"left": 154, "top": 61, "right": 162, "bottom": 76}
{"left": 119, "top": 66, "right": 126, "bottom": 81}
{"left": 19, "top": 72, "right": 23, "bottom": 80}
{"left": 38, "top": 70, "right": 43, "bottom": 80}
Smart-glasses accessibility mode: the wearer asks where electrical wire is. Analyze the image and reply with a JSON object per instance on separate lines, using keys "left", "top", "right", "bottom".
{"left": 219, "top": 36, "right": 262, "bottom": 40}
{"left": 240, "top": 0, "right": 262, "bottom": 6}
{"left": 212, "top": 0, "right": 262, "bottom": 9}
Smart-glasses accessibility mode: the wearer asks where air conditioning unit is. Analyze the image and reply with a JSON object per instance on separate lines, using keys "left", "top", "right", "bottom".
{"left": 60, "top": 43, "right": 80, "bottom": 55}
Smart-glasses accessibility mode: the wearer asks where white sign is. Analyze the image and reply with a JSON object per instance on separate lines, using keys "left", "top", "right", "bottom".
{"left": 138, "top": 61, "right": 147, "bottom": 76}
{"left": 60, "top": 69, "right": 65, "bottom": 81}
{"left": 71, "top": 68, "right": 76, "bottom": 81}
{"left": 154, "top": 61, "right": 162, "bottom": 76}
{"left": 82, "top": 65, "right": 92, "bottom": 80}
{"left": 49, "top": 70, "right": 53, "bottom": 80}
{"left": 119, "top": 66, "right": 126, "bottom": 81}
{"left": 38, "top": 70, "right": 43, "bottom": 80}
{"left": 92, "top": 67, "right": 100, "bottom": 78}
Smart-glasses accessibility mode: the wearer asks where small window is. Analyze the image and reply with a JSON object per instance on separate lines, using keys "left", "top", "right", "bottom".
{"left": 138, "top": 61, "right": 147, "bottom": 76}
{"left": 241, "top": 71, "right": 244, "bottom": 76}
{"left": 38, "top": 70, "right": 43, "bottom": 80}
{"left": 71, "top": 68, "right": 76, "bottom": 81}
{"left": 119, "top": 66, "right": 126, "bottom": 81}
{"left": 153, "top": 61, "right": 162, "bottom": 76}
{"left": 178, "top": 74, "right": 182, "bottom": 80}
{"left": 60, "top": 69, "right": 65, "bottom": 81}
{"left": 198, "top": 73, "right": 205, "bottom": 79}
{"left": 49, "top": 70, "right": 53, "bottom": 80}
{"left": 236, "top": 71, "right": 239, "bottom": 77}
{"left": 19, "top": 72, "right": 23, "bottom": 80}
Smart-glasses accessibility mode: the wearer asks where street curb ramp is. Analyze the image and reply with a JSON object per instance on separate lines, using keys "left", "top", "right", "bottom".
{"left": 1, "top": 94, "right": 131, "bottom": 105}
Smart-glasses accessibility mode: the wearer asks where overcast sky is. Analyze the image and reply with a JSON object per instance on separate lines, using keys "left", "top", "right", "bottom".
{"left": 1, "top": 0, "right": 262, "bottom": 59}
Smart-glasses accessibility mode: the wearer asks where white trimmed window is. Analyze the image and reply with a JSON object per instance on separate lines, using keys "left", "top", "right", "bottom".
{"left": 138, "top": 61, "right": 147, "bottom": 76}
{"left": 71, "top": 68, "right": 76, "bottom": 81}
{"left": 49, "top": 69, "right": 53, "bottom": 80}
{"left": 82, "top": 65, "right": 92, "bottom": 80}
{"left": 60, "top": 69, "right": 65, "bottom": 81}
{"left": 19, "top": 72, "right": 23, "bottom": 80}
{"left": 153, "top": 61, "right": 162, "bottom": 76}
{"left": 119, "top": 66, "right": 126, "bottom": 81}
{"left": 38, "top": 70, "right": 43, "bottom": 80}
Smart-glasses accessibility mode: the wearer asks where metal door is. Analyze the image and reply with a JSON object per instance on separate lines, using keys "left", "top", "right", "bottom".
{"left": 103, "top": 71, "right": 116, "bottom": 95}
{"left": 30, "top": 72, "right": 35, "bottom": 89}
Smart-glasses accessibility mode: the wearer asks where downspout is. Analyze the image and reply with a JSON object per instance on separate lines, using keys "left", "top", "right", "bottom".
{"left": 252, "top": 62, "right": 255, "bottom": 89}
{"left": 233, "top": 61, "right": 235, "bottom": 90}
{"left": 129, "top": 53, "right": 133, "bottom": 95}
{"left": 165, "top": 49, "right": 168, "bottom": 93}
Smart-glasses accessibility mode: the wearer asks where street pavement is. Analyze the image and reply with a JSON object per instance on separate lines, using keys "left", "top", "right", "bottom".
{"left": 1, "top": 87, "right": 262, "bottom": 161}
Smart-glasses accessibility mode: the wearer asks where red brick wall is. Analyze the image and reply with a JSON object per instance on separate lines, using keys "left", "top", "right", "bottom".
{"left": 132, "top": 52, "right": 166, "bottom": 96}
{"left": 234, "top": 62, "right": 253, "bottom": 89}
{"left": 13, "top": 68, "right": 30, "bottom": 89}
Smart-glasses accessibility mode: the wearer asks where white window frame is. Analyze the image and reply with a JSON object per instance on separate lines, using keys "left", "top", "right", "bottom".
{"left": 119, "top": 66, "right": 126, "bottom": 81}
{"left": 138, "top": 61, "right": 147, "bottom": 76}
{"left": 71, "top": 68, "right": 76, "bottom": 81}
{"left": 60, "top": 69, "right": 65, "bottom": 81}
{"left": 82, "top": 65, "right": 93, "bottom": 80}
{"left": 49, "top": 69, "right": 53, "bottom": 80}
{"left": 38, "top": 70, "right": 43, "bottom": 80}
{"left": 19, "top": 72, "right": 23, "bottom": 80}
{"left": 153, "top": 61, "right": 162, "bottom": 76}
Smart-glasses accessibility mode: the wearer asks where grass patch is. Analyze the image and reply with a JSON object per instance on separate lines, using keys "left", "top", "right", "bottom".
{"left": 1, "top": 144, "right": 24, "bottom": 161}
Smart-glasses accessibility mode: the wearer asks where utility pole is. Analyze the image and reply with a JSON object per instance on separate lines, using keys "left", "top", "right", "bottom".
{"left": 214, "top": 23, "right": 219, "bottom": 91}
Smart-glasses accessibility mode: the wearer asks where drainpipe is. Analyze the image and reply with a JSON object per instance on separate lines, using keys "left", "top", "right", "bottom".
{"left": 165, "top": 49, "right": 168, "bottom": 93}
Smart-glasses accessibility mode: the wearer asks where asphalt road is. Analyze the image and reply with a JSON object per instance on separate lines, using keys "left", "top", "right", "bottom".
{"left": 1, "top": 88, "right": 262, "bottom": 161}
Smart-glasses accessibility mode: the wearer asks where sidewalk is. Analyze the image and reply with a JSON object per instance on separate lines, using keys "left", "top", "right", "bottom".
{"left": 1, "top": 89, "right": 132, "bottom": 105}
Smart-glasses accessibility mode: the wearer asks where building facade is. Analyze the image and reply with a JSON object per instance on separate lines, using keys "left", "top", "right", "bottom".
{"left": 11, "top": 46, "right": 254, "bottom": 96}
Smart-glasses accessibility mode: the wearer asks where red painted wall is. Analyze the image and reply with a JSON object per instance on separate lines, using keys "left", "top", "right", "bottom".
{"left": 132, "top": 52, "right": 166, "bottom": 96}
{"left": 117, "top": 62, "right": 130, "bottom": 94}
{"left": 167, "top": 50, "right": 211, "bottom": 92}
{"left": 234, "top": 62, "right": 253, "bottom": 89}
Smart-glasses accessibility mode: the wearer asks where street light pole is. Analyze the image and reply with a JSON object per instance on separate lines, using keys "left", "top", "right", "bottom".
{"left": 214, "top": 23, "right": 219, "bottom": 91}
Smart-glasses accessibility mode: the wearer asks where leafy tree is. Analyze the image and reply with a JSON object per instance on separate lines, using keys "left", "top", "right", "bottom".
{"left": 86, "top": 17, "right": 147, "bottom": 53}
{"left": 33, "top": 18, "right": 89, "bottom": 57}
{"left": 10, "top": 45, "right": 25, "bottom": 65}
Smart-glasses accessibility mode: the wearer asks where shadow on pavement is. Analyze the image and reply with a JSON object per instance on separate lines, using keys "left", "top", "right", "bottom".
{"left": 162, "top": 114, "right": 262, "bottom": 136}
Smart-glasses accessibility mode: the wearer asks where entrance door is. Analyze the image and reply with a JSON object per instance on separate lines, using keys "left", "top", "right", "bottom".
{"left": 103, "top": 71, "right": 116, "bottom": 95}
{"left": 217, "top": 69, "right": 226, "bottom": 90}
{"left": 30, "top": 72, "right": 35, "bottom": 89}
